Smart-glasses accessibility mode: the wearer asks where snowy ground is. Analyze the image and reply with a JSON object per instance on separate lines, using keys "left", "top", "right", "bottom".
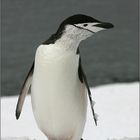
{"left": 1, "top": 82, "right": 139, "bottom": 140}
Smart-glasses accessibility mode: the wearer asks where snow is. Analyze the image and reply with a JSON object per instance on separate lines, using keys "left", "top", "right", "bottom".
{"left": 1, "top": 82, "right": 139, "bottom": 140}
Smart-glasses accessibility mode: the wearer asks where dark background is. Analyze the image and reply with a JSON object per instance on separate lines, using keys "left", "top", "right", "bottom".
{"left": 1, "top": 0, "right": 139, "bottom": 96}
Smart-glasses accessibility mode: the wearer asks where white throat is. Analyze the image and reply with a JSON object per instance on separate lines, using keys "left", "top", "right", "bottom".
{"left": 54, "top": 25, "right": 93, "bottom": 52}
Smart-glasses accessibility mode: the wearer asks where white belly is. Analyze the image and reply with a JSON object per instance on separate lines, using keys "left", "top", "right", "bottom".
{"left": 31, "top": 46, "right": 87, "bottom": 140}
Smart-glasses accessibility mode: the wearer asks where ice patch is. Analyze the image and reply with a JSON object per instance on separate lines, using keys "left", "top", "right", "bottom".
{"left": 1, "top": 82, "right": 139, "bottom": 140}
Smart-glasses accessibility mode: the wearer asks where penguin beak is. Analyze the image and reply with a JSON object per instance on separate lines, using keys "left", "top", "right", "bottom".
{"left": 94, "top": 22, "right": 114, "bottom": 29}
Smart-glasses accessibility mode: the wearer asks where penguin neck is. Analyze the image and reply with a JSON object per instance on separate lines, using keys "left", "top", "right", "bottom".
{"left": 43, "top": 25, "right": 93, "bottom": 53}
{"left": 55, "top": 33, "right": 81, "bottom": 53}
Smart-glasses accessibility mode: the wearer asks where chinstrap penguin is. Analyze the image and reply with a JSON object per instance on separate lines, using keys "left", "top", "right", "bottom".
{"left": 16, "top": 14, "right": 114, "bottom": 140}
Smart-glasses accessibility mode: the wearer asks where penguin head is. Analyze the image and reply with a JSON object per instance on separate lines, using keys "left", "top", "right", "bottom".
{"left": 56, "top": 14, "right": 114, "bottom": 41}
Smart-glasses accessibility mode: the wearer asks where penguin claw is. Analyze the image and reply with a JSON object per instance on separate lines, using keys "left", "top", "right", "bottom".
{"left": 95, "top": 113, "right": 99, "bottom": 121}
{"left": 92, "top": 99, "right": 96, "bottom": 107}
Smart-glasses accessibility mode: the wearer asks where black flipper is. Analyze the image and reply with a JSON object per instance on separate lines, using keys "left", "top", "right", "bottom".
{"left": 15, "top": 62, "right": 34, "bottom": 119}
{"left": 78, "top": 58, "right": 97, "bottom": 126}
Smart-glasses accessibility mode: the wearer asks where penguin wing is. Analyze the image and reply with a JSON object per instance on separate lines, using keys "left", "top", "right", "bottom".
{"left": 78, "top": 58, "right": 97, "bottom": 126}
{"left": 15, "top": 62, "right": 34, "bottom": 119}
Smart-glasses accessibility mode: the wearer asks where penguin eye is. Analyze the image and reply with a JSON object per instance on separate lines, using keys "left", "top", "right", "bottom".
{"left": 83, "top": 24, "right": 88, "bottom": 27}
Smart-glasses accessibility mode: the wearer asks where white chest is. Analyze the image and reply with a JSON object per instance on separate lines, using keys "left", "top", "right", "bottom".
{"left": 33, "top": 45, "right": 80, "bottom": 92}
